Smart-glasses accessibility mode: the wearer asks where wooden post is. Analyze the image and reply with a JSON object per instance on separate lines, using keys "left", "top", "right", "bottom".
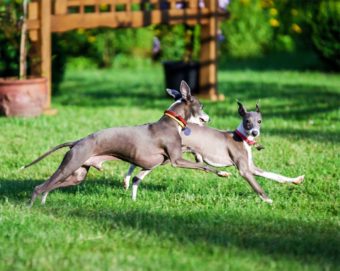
{"left": 54, "top": 0, "right": 67, "bottom": 15}
{"left": 40, "top": 0, "right": 52, "bottom": 110}
{"left": 29, "top": 0, "right": 53, "bottom": 112}
{"left": 199, "top": 0, "right": 222, "bottom": 100}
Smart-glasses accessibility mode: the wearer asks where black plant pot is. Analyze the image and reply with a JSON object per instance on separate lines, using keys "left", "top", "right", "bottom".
{"left": 163, "top": 61, "right": 200, "bottom": 94}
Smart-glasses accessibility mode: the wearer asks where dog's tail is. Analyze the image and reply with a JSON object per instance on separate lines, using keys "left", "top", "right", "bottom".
{"left": 20, "top": 141, "right": 76, "bottom": 170}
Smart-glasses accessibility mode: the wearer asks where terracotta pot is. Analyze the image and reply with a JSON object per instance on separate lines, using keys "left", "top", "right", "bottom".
{"left": 0, "top": 77, "right": 47, "bottom": 117}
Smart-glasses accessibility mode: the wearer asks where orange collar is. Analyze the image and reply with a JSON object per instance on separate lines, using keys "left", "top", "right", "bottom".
{"left": 164, "top": 110, "right": 187, "bottom": 129}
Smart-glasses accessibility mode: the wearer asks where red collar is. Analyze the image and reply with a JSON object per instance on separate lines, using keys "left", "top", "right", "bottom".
{"left": 164, "top": 110, "right": 187, "bottom": 128}
{"left": 235, "top": 129, "right": 256, "bottom": 146}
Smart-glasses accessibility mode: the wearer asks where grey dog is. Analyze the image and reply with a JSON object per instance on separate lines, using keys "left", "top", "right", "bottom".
{"left": 124, "top": 97, "right": 304, "bottom": 204}
{"left": 22, "top": 81, "right": 228, "bottom": 206}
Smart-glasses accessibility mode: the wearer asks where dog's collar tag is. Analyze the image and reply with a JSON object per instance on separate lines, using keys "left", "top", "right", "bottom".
{"left": 182, "top": 127, "right": 191, "bottom": 136}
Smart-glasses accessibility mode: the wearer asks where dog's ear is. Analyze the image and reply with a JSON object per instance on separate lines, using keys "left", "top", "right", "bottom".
{"left": 166, "top": 88, "right": 182, "bottom": 100}
{"left": 255, "top": 100, "right": 261, "bottom": 113}
{"left": 237, "top": 101, "right": 247, "bottom": 116}
{"left": 180, "top": 80, "right": 192, "bottom": 101}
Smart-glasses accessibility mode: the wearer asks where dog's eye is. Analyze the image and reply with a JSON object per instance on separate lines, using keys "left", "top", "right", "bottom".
{"left": 258, "top": 120, "right": 262, "bottom": 124}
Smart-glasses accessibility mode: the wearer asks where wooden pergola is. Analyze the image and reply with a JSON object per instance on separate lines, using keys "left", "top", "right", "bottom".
{"left": 27, "top": 0, "right": 225, "bottom": 109}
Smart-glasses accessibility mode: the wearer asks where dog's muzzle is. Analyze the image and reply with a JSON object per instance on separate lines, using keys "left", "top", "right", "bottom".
{"left": 250, "top": 129, "right": 260, "bottom": 137}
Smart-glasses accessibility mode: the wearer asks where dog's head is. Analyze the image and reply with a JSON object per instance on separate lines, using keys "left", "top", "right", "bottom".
{"left": 166, "top": 81, "right": 209, "bottom": 126}
{"left": 237, "top": 101, "right": 262, "bottom": 137}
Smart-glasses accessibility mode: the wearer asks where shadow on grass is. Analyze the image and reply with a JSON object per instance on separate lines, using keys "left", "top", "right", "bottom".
{"left": 1, "top": 178, "right": 338, "bottom": 266}
{"left": 65, "top": 206, "right": 338, "bottom": 267}
{"left": 57, "top": 75, "right": 339, "bottom": 120}
{"left": 0, "top": 177, "right": 166, "bottom": 202}
{"left": 55, "top": 76, "right": 340, "bottom": 143}
{"left": 264, "top": 128, "right": 340, "bottom": 144}
{"left": 216, "top": 82, "right": 339, "bottom": 119}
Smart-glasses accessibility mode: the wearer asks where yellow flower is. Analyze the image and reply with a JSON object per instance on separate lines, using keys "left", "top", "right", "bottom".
{"left": 77, "top": 28, "right": 84, "bottom": 34}
{"left": 270, "top": 8, "right": 278, "bottom": 16}
{"left": 99, "top": 3, "right": 109, "bottom": 12}
{"left": 240, "top": 0, "right": 250, "bottom": 5}
{"left": 88, "top": 36, "right": 96, "bottom": 43}
{"left": 269, "top": 18, "right": 280, "bottom": 27}
{"left": 291, "top": 23, "right": 302, "bottom": 33}
{"left": 261, "top": 0, "right": 274, "bottom": 8}
{"left": 291, "top": 9, "right": 298, "bottom": 17}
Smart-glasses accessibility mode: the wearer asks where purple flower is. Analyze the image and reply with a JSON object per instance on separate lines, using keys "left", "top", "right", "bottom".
{"left": 152, "top": 37, "right": 161, "bottom": 54}
{"left": 219, "top": 0, "right": 230, "bottom": 10}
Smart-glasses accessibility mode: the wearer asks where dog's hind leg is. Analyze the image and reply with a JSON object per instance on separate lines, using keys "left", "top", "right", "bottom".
{"left": 124, "top": 164, "right": 136, "bottom": 190}
{"left": 131, "top": 169, "right": 152, "bottom": 201}
{"left": 41, "top": 166, "right": 90, "bottom": 205}
{"left": 30, "top": 147, "right": 91, "bottom": 207}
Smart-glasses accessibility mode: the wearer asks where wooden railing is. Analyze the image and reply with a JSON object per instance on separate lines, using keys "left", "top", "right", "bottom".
{"left": 27, "top": 0, "right": 224, "bottom": 109}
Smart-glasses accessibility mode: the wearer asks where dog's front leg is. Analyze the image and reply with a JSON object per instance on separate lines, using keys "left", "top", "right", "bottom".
{"left": 131, "top": 169, "right": 152, "bottom": 201}
{"left": 167, "top": 148, "right": 229, "bottom": 177}
{"left": 124, "top": 164, "right": 137, "bottom": 189}
{"left": 252, "top": 166, "right": 304, "bottom": 185}
{"left": 182, "top": 149, "right": 231, "bottom": 177}
{"left": 237, "top": 161, "right": 273, "bottom": 204}
{"left": 181, "top": 146, "right": 204, "bottom": 163}
{"left": 172, "top": 156, "right": 230, "bottom": 176}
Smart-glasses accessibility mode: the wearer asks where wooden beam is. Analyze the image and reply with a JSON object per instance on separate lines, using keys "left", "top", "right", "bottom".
{"left": 51, "top": 9, "right": 210, "bottom": 32}
{"left": 40, "top": 0, "right": 52, "bottom": 109}
{"left": 199, "top": 0, "right": 221, "bottom": 100}
{"left": 28, "top": 0, "right": 54, "bottom": 111}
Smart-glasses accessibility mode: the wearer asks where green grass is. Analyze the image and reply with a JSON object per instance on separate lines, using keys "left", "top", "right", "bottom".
{"left": 0, "top": 64, "right": 339, "bottom": 271}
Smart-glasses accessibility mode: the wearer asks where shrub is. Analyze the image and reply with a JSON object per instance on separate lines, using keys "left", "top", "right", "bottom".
{"left": 91, "top": 28, "right": 153, "bottom": 67}
{"left": 0, "top": 1, "right": 67, "bottom": 94}
{"left": 0, "top": 1, "right": 22, "bottom": 77}
{"left": 155, "top": 24, "right": 200, "bottom": 61}
{"left": 221, "top": 0, "right": 273, "bottom": 58}
{"left": 310, "top": 1, "right": 340, "bottom": 69}
{"left": 57, "top": 27, "right": 154, "bottom": 68}
{"left": 269, "top": 1, "right": 315, "bottom": 53}
{"left": 51, "top": 33, "right": 68, "bottom": 94}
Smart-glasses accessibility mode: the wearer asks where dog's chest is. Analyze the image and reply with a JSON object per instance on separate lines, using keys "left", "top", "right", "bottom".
{"left": 243, "top": 141, "right": 253, "bottom": 168}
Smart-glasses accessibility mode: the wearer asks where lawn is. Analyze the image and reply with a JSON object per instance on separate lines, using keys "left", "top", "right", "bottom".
{"left": 0, "top": 64, "right": 339, "bottom": 271}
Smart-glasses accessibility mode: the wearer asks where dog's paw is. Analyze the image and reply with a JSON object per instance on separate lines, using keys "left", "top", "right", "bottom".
{"left": 217, "top": 171, "right": 232, "bottom": 177}
{"left": 123, "top": 181, "right": 130, "bottom": 190}
{"left": 293, "top": 175, "right": 304, "bottom": 185}
{"left": 260, "top": 195, "right": 273, "bottom": 204}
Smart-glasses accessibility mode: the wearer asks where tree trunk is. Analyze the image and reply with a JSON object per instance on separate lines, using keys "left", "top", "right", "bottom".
{"left": 19, "top": 0, "right": 29, "bottom": 79}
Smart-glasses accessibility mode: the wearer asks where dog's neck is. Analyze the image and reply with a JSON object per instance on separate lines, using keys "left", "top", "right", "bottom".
{"left": 167, "top": 99, "right": 186, "bottom": 118}
{"left": 164, "top": 110, "right": 187, "bottom": 128}
{"left": 236, "top": 123, "right": 255, "bottom": 142}
{"left": 162, "top": 101, "right": 188, "bottom": 134}
{"left": 235, "top": 122, "right": 265, "bottom": 151}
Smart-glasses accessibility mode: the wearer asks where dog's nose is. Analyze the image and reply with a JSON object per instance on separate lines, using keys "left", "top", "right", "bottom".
{"left": 252, "top": 130, "right": 259, "bottom": 137}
